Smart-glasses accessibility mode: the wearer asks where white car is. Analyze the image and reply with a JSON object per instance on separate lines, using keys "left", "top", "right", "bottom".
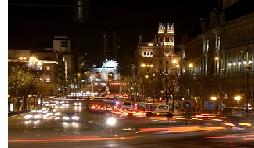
{"left": 62, "top": 113, "right": 80, "bottom": 122}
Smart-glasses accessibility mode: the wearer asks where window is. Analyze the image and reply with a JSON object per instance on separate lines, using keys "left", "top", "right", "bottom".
{"left": 166, "top": 37, "right": 169, "bottom": 42}
{"left": 182, "top": 49, "right": 185, "bottom": 59}
{"left": 45, "top": 76, "right": 51, "bottom": 82}
{"left": 61, "top": 41, "right": 68, "bottom": 48}
{"left": 206, "top": 40, "right": 209, "bottom": 52}
{"left": 160, "top": 37, "right": 163, "bottom": 42}
{"left": 142, "top": 50, "right": 153, "bottom": 57}
{"left": 217, "top": 36, "right": 221, "bottom": 51}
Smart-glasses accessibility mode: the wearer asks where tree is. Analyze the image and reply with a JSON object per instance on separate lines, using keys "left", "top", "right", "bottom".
{"left": 8, "top": 66, "right": 34, "bottom": 110}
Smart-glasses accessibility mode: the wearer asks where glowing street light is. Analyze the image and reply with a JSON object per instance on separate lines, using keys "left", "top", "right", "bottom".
{"left": 145, "top": 75, "right": 149, "bottom": 79}
{"left": 210, "top": 96, "right": 217, "bottom": 101}
{"left": 105, "top": 117, "right": 117, "bottom": 126}
{"left": 188, "top": 63, "right": 193, "bottom": 68}
{"left": 214, "top": 57, "right": 219, "bottom": 61}
{"left": 234, "top": 95, "right": 241, "bottom": 101}
{"left": 172, "top": 59, "right": 177, "bottom": 64}
{"left": 141, "top": 63, "right": 146, "bottom": 67}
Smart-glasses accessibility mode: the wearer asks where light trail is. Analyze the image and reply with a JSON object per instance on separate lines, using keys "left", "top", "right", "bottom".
{"left": 9, "top": 135, "right": 138, "bottom": 143}
{"left": 139, "top": 126, "right": 225, "bottom": 133}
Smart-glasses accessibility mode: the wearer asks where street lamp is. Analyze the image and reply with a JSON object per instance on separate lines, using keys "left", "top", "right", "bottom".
{"left": 143, "top": 74, "right": 150, "bottom": 101}
{"left": 188, "top": 63, "right": 194, "bottom": 77}
{"left": 234, "top": 95, "right": 241, "bottom": 105}
{"left": 210, "top": 96, "right": 218, "bottom": 113}
{"left": 210, "top": 96, "right": 217, "bottom": 101}
{"left": 188, "top": 63, "right": 193, "bottom": 68}
{"left": 194, "top": 97, "right": 198, "bottom": 114}
{"left": 172, "top": 59, "right": 178, "bottom": 64}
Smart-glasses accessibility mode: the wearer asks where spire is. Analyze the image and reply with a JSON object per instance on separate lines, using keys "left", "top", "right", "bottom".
{"left": 167, "top": 23, "right": 174, "bottom": 34}
{"left": 158, "top": 23, "right": 165, "bottom": 34}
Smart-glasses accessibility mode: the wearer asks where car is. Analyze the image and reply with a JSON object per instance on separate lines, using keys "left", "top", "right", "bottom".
{"left": 121, "top": 102, "right": 133, "bottom": 110}
{"left": 61, "top": 112, "right": 80, "bottom": 122}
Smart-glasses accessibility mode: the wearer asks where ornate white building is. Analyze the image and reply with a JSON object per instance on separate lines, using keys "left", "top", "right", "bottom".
{"left": 136, "top": 23, "right": 180, "bottom": 100}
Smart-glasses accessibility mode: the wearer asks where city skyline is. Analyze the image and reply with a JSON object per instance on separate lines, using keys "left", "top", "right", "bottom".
{"left": 9, "top": 0, "right": 217, "bottom": 66}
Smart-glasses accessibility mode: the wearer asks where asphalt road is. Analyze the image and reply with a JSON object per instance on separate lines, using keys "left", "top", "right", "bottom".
{"left": 9, "top": 99, "right": 254, "bottom": 148}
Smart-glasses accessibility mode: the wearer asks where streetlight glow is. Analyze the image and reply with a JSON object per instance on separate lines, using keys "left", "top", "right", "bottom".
{"left": 172, "top": 59, "right": 177, "bottom": 64}
{"left": 145, "top": 75, "right": 149, "bottom": 79}
{"left": 188, "top": 63, "right": 193, "bottom": 68}
{"left": 210, "top": 96, "right": 217, "bottom": 101}
{"left": 141, "top": 63, "right": 146, "bottom": 67}
{"left": 234, "top": 95, "right": 241, "bottom": 101}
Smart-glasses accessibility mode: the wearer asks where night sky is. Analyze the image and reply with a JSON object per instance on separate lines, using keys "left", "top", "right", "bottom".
{"left": 9, "top": 0, "right": 217, "bottom": 70}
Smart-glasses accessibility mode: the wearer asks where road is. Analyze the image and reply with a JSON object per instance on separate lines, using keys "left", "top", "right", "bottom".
{"left": 9, "top": 99, "right": 254, "bottom": 147}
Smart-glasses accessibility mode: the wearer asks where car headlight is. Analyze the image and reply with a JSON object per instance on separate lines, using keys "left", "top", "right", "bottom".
{"left": 34, "top": 114, "right": 41, "bottom": 119}
{"left": 24, "top": 114, "right": 33, "bottom": 119}
{"left": 71, "top": 116, "right": 79, "bottom": 120}
{"left": 63, "top": 116, "right": 70, "bottom": 120}
{"left": 54, "top": 112, "right": 61, "bottom": 116}
{"left": 106, "top": 117, "right": 117, "bottom": 126}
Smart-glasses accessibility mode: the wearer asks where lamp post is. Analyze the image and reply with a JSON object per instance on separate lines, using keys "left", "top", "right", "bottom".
{"left": 140, "top": 63, "right": 152, "bottom": 101}
{"left": 194, "top": 97, "right": 198, "bottom": 114}
{"left": 244, "top": 54, "right": 251, "bottom": 117}
{"left": 144, "top": 74, "right": 149, "bottom": 101}
{"left": 210, "top": 96, "right": 217, "bottom": 114}
{"left": 244, "top": 42, "right": 251, "bottom": 118}
{"left": 234, "top": 95, "right": 241, "bottom": 106}
{"left": 39, "top": 77, "right": 43, "bottom": 108}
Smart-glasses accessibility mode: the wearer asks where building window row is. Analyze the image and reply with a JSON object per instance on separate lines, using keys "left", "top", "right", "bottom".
{"left": 142, "top": 51, "right": 153, "bottom": 57}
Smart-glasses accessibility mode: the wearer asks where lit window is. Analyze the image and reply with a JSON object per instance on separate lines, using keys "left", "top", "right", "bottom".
{"left": 217, "top": 36, "right": 221, "bottom": 50}
{"left": 206, "top": 40, "right": 209, "bottom": 52}
{"left": 142, "top": 50, "right": 153, "bottom": 57}
{"left": 45, "top": 78, "right": 50, "bottom": 82}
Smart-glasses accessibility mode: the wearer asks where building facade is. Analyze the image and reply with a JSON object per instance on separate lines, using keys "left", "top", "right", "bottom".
{"left": 136, "top": 23, "right": 180, "bottom": 102}
{"left": 8, "top": 36, "right": 75, "bottom": 97}
{"left": 179, "top": 8, "right": 254, "bottom": 113}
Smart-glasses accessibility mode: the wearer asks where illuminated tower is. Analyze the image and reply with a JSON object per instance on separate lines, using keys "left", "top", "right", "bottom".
{"left": 136, "top": 22, "right": 180, "bottom": 99}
